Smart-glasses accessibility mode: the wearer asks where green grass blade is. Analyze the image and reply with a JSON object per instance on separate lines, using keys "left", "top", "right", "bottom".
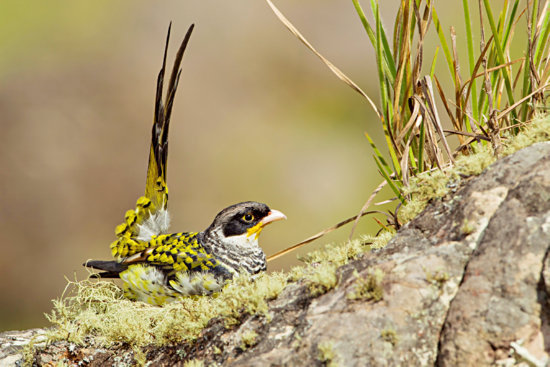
{"left": 369, "top": 0, "right": 397, "bottom": 82}
{"left": 534, "top": 4, "right": 550, "bottom": 66}
{"left": 502, "top": 0, "right": 519, "bottom": 48}
{"left": 482, "top": 0, "right": 517, "bottom": 117}
{"left": 462, "top": 0, "right": 479, "bottom": 125}
{"left": 372, "top": 0, "right": 391, "bottom": 122}
{"left": 372, "top": 154, "right": 406, "bottom": 204}
{"left": 430, "top": 46, "right": 439, "bottom": 78}
{"left": 520, "top": 0, "right": 539, "bottom": 121}
{"left": 352, "top": 0, "right": 396, "bottom": 84}
{"left": 352, "top": 0, "right": 377, "bottom": 48}
{"left": 365, "top": 132, "right": 395, "bottom": 178}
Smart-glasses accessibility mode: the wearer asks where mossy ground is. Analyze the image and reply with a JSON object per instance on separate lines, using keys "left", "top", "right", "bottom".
{"left": 398, "top": 115, "right": 550, "bottom": 223}
{"left": 46, "top": 115, "right": 550, "bottom": 349}
{"left": 47, "top": 271, "right": 286, "bottom": 347}
{"left": 47, "top": 234, "right": 393, "bottom": 348}
{"left": 317, "top": 340, "right": 339, "bottom": 367}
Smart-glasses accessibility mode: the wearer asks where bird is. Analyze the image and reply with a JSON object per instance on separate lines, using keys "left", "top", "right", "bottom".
{"left": 83, "top": 23, "right": 286, "bottom": 306}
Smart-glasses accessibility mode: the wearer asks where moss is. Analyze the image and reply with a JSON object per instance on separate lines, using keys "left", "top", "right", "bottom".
{"left": 297, "top": 238, "right": 368, "bottom": 266}
{"left": 288, "top": 234, "right": 393, "bottom": 297}
{"left": 500, "top": 114, "right": 550, "bottom": 155}
{"left": 453, "top": 146, "right": 495, "bottom": 176}
{"left": 460, "top": 218, "right": 475, "bottom": 235}
{"left": 47, "top": 271, "right": 287, "bottom": 347}
{"left": 291, "top": 333, "right": 302, "bottom": 349}
{"left": 240, "top": 329, "right": 258, "bottom": 350}
{"left": 381, "top": 328, "right": 398, "bottom": 346}
{"left": 183, "top": 359, "right": 204, "bottom": 367}
{"left": 132, "top": 346, "right": 147, "bottom": 366}
{"left": 425, "top": 269, "right": 449, "bottom": 289}
{"left": 290, "top": 239, "right": 365, "bottom": 296}
{"left": 306, "top": 262, "right": 339, "bottom": 296}
{"left": 399, "top": 169, "right": 456, "bottom": 223}
{"left": 317, "top": 340, "right": 339, "bottom": 367}
{"left": 361, "top": 231, "right": 394, "bottom": 250}
{"left": 347, "top": 269, "right": 384, "bottom": 302}
{"left": 176, "top": 347, "right": 188, "bottom": 360}
{"left": 22, "top": 339, "right": 37, "bottom": 367}
{"left": 47, "top": 231, "right": 395, "bottom": 350}
{"left": 399, "top": 116, "right": 550, "bottom": 224}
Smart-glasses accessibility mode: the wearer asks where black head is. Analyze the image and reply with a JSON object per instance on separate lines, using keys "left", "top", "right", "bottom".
{"left": 207, "top": 201, "right": 286, "bottom": 238}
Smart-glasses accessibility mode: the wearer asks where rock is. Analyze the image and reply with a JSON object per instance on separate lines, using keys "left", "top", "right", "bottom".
{"left": 437, "top": 142, "right": 550, "bottom": 366}
{"left": 0, "top": 329, "right": 47, "bottom": 367}
{"left": 4, "top": 142, "right": 550, "bottom": 366}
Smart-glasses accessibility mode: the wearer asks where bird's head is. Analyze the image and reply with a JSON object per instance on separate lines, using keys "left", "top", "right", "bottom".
{"left": 201, "top": 201, "right": 286, "bottom": 272}
{"left": 208, "top": 201, "right": 286, "bottom": 242}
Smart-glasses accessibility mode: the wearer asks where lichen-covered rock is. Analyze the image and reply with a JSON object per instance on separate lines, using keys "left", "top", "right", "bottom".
{"left": 3, "top": 142, "right": 550, "bottom": 366}
{"left": 437, "top": 142, "right": 550, "bottom": 366}
{"left": 191, "top": 141, "right": 549, "bottom": 366}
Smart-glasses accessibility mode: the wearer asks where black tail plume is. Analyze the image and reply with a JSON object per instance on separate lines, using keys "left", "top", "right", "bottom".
{"left": 83, "top": 260, "right": 128, "bottom": 278}
{"left": 146, "top": 23, "right": 195, "bottom": 201}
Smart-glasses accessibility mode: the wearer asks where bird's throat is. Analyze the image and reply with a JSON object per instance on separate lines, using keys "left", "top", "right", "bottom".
{"left": 246, "top": 223, "right": 263, "bottom": 240}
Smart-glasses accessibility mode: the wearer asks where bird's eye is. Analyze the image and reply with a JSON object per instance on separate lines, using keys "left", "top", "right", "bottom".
{"left": 242, "top": 213, "right": 254, "bottom": 223}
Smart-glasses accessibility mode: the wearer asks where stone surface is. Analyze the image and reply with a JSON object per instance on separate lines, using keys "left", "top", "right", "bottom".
{"left": 2, "top": 142, "right": 550, "bottom": 366}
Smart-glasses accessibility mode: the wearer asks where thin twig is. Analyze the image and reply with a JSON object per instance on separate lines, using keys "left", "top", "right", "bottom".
{"left": 349, "top": 180, "right": 388, "bottom": 240}
{"left": 267, "top": 210, "right": 380, "bottom": 263}
{"left": 496, "top": 83, "right": 550, "bottom": 120}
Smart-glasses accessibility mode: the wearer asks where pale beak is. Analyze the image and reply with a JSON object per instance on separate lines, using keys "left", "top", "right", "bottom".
{"left": 259, "top": 209, "right": 287, "bottom": 226}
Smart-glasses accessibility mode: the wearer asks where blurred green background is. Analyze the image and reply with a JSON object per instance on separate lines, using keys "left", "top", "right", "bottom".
{"left": 0, "top": 0, "right": 454, "bottom": 331}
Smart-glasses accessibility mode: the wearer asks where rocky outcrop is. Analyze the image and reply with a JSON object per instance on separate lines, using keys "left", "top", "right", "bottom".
{"left": 3, "top": 142, "right": 550, "bottom": 366}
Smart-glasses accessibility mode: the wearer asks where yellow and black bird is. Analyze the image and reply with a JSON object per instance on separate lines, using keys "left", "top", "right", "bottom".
{"left": 84, "top": 24, "right": 286, "bottom": 305}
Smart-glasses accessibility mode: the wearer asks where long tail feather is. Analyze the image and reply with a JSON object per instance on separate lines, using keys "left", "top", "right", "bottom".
{"left": 84, "top": 259, "right": 128, "bottom": 274}
{"left": 145, "top": 23, "right": 195, "bottom": 207}
{"left": 108, "top": 24, "right": 195, "bottom": 259}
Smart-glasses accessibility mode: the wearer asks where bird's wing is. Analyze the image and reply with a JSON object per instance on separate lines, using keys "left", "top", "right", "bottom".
{"left": 122, "top": 233, "right": 229, "bottom": 276}
{"left": 110, "top": 24, "right": 195, "bottom": 260}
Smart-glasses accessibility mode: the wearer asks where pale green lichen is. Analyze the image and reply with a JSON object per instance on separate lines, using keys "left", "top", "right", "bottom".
{"left": 47, "top": 233, "right": 392, "bottom": 349}
{"left": 306, "top": 262, "right": 339, "bottom": 296}
{"left": 22, "top": 339, "right": 38, "bottom": 367}
{"left": 361, "top": 231, "right": 394, "bottom": 250}
{"left": 240, "top": 329, "right": 258, "bottom": 350}
{"left": 347, "top": 269, "right": 384, "bottom": 302}
{"left": 399, "top": 169, "right": 457, "bottom": 223}
{"left": 460, "top": 218, "right": 475, "bottom": 235}
{"left": 133, "top": 346, "right": 147, "bottom": 366}
{"left": 47, "top": 271, "right": 287, "bottom": 347}
{"left": 176, "top": 347, "right": 188, "bottom": 360}
{"left": 425, "top": 269, "right": 450, "bottom": 289}
{"left": 500, "top": 114, "right": 550, "bottom": 155}
{"left": 381, "top": 328, "right": 398, "bottom": 346}
{"left": 183, "top": 359, "right": 204, "bottom": 367}
{"left": 289, "top": 235, "right": 392, "bottom": 296}
{"left": 317, "top": 340, "right": 339, "bottom": 367}
{"left": 291, "top": 333, "right": 302, "bottom": 349}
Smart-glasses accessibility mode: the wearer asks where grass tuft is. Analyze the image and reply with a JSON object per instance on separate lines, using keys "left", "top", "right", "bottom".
{"left": 267, "top": 0, "right": 550, "bottom": 220}
{"left": 398, "top": 115, "right": 550, "bottom": 223}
